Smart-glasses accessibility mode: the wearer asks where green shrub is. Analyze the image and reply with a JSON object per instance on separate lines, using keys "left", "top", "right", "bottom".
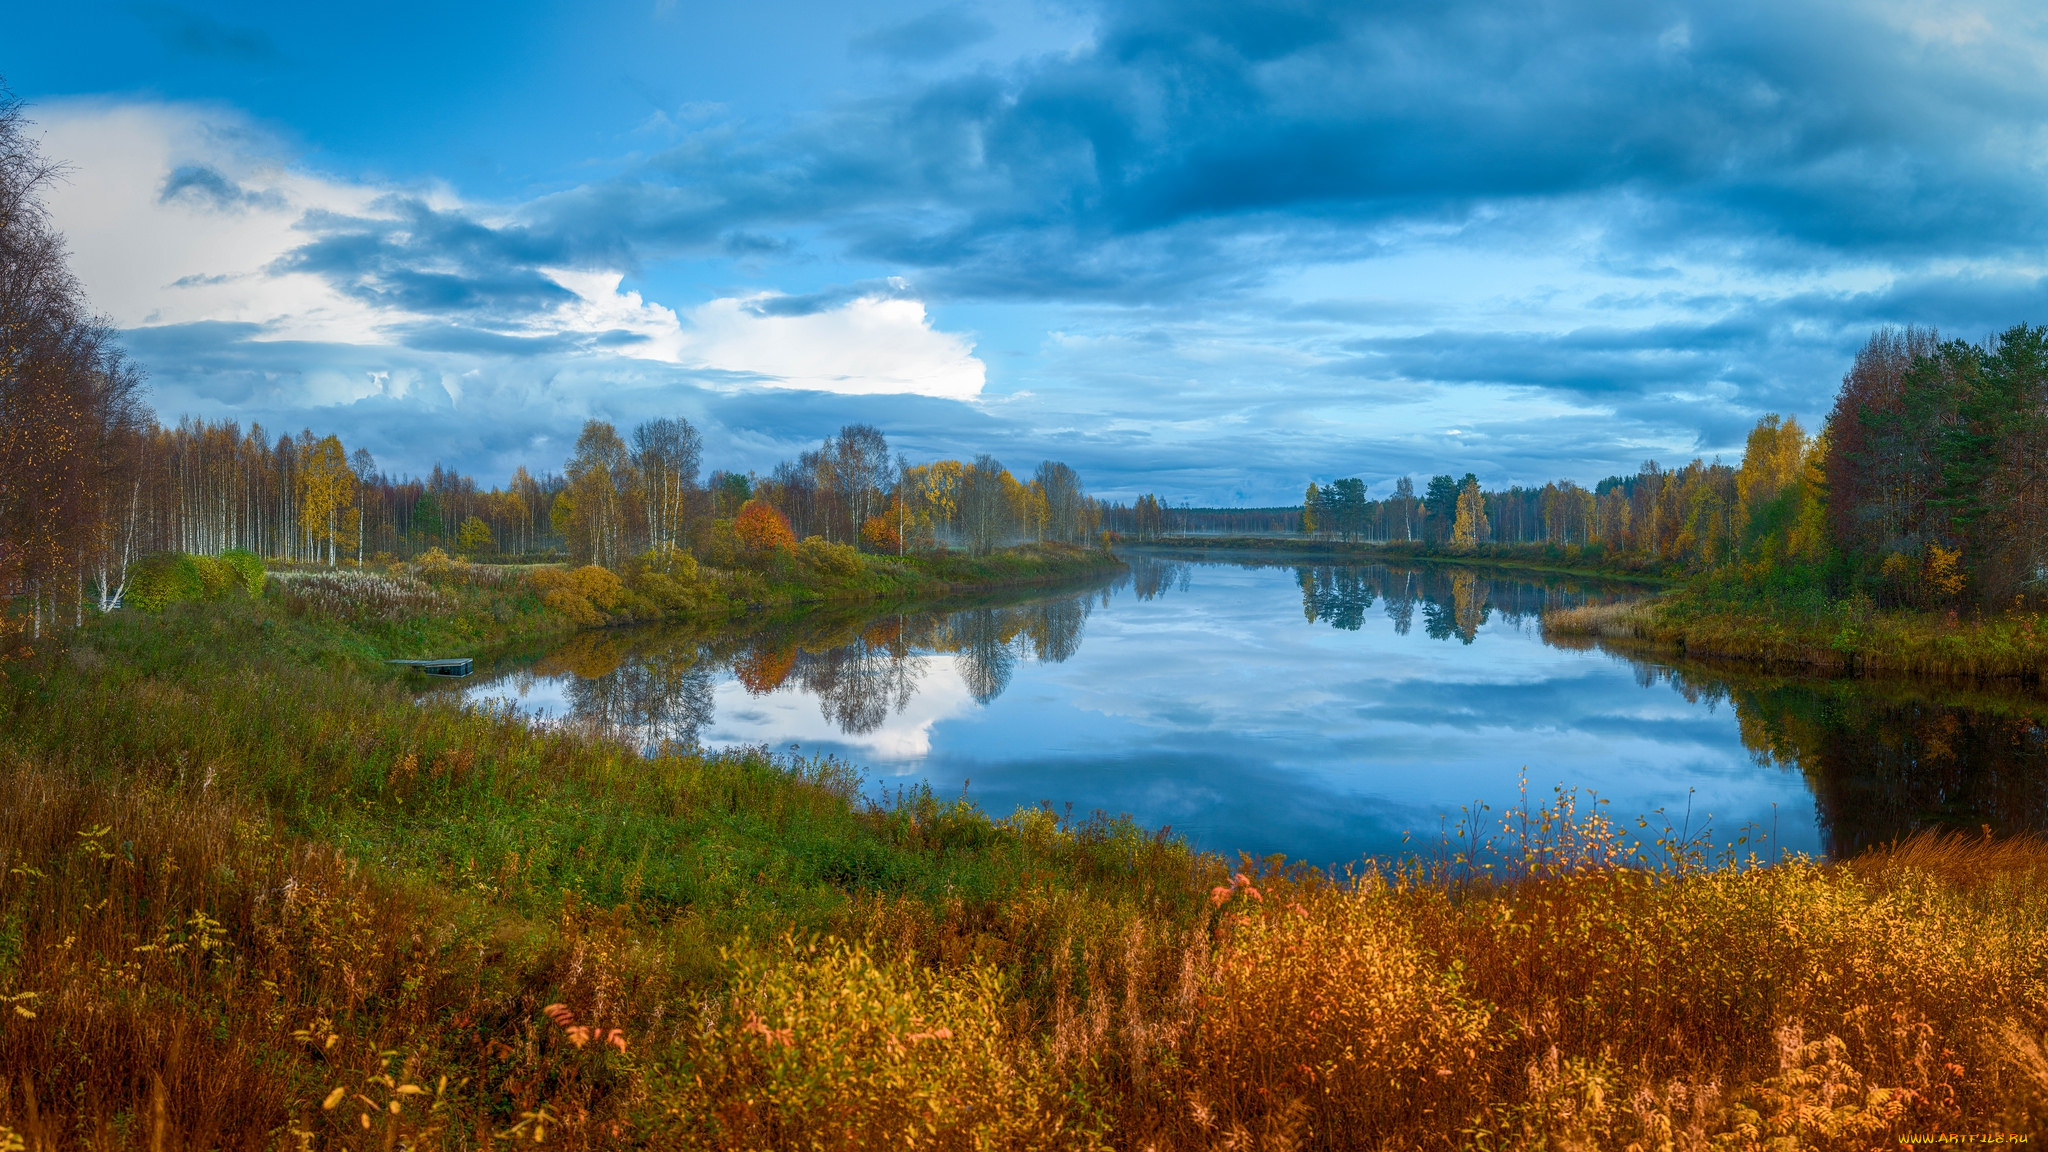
{"left": 219, "top": 549, "right": 266, "bottom": 595}
{"left": 193, "top": 555, "right": 237, "bottom": 598}
{"left": 125, "top": 553, "right": 205, "bottom": 612}
{"left": 126, "top": 551, "right": 264, "bottom": 611}
{"left": 796, "top": 536, "right": 863, "bottom": 580}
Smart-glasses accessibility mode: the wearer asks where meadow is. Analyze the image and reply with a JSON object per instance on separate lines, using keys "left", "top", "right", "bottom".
{"left": 1, "top": 554, "right": 2045, "bottom": 1148}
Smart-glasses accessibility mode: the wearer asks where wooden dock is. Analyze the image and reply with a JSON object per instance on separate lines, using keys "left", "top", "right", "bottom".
{"left": 388, "top": 658, "right": 474, "bottom": 677}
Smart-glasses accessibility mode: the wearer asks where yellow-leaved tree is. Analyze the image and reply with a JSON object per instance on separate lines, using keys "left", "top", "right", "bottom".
{"left": 297, "top": 434, "right": 358, "bottom": 567}
{"left": 456, "top": 515, "right": 494, "bottom": 555}
{"left": 1451, "top": 477, "right": 1488, "bottom": 552}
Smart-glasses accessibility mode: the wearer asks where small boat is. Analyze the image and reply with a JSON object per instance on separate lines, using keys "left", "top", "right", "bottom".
{"left": 387, "top": 658, "right": 474, "bottom": 677}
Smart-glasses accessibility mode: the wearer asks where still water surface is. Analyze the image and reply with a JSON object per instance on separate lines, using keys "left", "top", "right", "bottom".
{"left": 460, "top": 554, "right": 2048, "bottom": 865}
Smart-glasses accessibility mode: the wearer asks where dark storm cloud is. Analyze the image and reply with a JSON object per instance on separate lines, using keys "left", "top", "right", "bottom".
{"left": 257, "top": 0, "right": 2048, "bottom": 363}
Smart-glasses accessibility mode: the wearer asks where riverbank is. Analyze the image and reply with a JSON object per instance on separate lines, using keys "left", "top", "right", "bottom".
{"left": 1, "top": 579, "right": 2043, "bottom": 1144}
{"left": 1138, "top": 534, "right": 1682, "bottom": 584}
{"left": 255, "top": 540, "right": 1124, "bottom": 666}
{"left": 1544, "top": 588, "right": 2048, "bottom": 682}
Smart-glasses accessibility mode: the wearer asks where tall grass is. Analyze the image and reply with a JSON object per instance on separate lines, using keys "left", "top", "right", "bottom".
{"left": 1545, "top": 584, "right": 2048, "bottom": 682}
{"left": 3, "top": 597, "right": 2045, "bottom": 1146}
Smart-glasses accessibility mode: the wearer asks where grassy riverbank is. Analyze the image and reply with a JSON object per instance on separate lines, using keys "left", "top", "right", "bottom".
{"left": 1143, "top": 534, "right": 1682, "bottom": 584}
{"left": 1544, "top": 585, "right": 2048, "bottom": 682}
{"left": 2, "top": 582, "right": 2045, "bottom": 1145}
{"left": 258, "top": 541, "right": 1122, "bottom": 664}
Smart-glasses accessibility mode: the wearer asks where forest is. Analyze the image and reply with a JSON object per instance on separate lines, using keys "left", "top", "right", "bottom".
{"left": 1279, "top": 324, "right": 2048, "bottom": 615}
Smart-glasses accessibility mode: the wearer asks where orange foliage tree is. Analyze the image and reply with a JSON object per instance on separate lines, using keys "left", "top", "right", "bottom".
{"left": 734, "top": 499, "right": 798, "bottom": 553}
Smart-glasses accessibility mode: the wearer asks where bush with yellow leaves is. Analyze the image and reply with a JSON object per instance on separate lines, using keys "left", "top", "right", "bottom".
{"left": 1171, "top": 873, "right": 1497, "bottom": 1143}
{"left": 795, "top": 536, "right": 864, "bottom": 581}
{"left": 670, "top": 937, "right": 1107, "bottom": 1150}
{"left": 529, "top": 564, "right": 626, "bottom": 626}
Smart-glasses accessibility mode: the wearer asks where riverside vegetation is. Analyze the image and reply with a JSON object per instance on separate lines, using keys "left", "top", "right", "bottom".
{"left": 1526, "top": 325, "right": 2048, "bottom": 680}
{"left": 2, "top": 550, "right": 2048, "bottom": 1147}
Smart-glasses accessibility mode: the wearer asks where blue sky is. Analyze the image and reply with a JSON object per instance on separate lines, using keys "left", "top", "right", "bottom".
{"left": 13, "top": 0, "right": 2048, "bottom": 501}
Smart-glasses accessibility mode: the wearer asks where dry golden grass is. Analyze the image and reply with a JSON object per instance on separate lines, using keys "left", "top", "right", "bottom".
{"left": 1539, "top": 600, "right": 1655, "bottom": 647}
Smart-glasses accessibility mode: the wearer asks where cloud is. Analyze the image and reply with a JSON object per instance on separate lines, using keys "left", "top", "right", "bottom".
{"left": 545, "top": 272, "right": 985, "bottom": 400}
{"left": 37, "top": 100, "right": 988, "bottom": 414}
{"left": 159, "top": 164, "right": 288, "bottom": 211}
{"left": 851, "top": 6, "right": 997, "bottom": 63}
{"left": 508, "top": 0, "right": 2048, "bottom": 306}
{"left": 133, "top": 4, "right": 280, "bottom": 61}
{"left": 34, "top": 1, "right": 2048, "bottom": 502}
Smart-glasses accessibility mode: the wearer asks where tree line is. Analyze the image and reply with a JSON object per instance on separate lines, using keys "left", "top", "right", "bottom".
{"left": 1287, "top": 323, "right": 2048, "bottom": 607}
{"left": 0, "top": 97, "right": 1105, "bottom": 636}
{"left": 1297, "top": 469, "right": 1732, "bottom": 559}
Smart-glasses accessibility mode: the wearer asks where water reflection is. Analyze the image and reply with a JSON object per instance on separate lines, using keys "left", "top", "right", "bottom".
{"left": 1295, "top": 562, "right": 1644, "bottom": 642}
{"left": 469, "top": 585, "right": 1097, "bottom": 751}
{"left": 462, "top": 556, "right": 2048, "bottom": 862}
{"left": 1596, "top": 656, "right": 2048, "bottom": 854}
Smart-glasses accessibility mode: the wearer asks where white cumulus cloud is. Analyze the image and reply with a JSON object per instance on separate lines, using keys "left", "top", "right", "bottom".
{"left": 34, "top": 99, "right": 986, "bottom": 403}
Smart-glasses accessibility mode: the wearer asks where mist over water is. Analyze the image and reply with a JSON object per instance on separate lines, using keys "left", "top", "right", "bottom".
{"left": 461, "top": 555, "right": 2048, "bottom": 866}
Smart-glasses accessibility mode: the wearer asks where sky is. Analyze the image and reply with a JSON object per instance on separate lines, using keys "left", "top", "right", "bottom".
{"left": 11, "top": 0, "right": 2048, "bottom": 503}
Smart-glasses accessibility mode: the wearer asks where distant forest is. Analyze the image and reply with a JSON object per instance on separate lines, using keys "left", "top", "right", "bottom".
{"left": 1110, "top": 323, "right": 2048, "bottom": 614}
{"left": 1286, "top": 323, "right": 2048, "bottom": 609}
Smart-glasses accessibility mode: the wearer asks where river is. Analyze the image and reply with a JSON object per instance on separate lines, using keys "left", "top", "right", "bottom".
{"left": 456, "top": 552, "right": 2048, "bottom": 866}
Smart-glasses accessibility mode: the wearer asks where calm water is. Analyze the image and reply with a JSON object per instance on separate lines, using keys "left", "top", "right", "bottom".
{"left": 458, "top": 554, "right": 2048, "bottom": 865}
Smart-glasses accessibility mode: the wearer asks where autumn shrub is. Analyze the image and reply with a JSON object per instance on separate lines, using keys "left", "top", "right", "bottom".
{"left": 1164, "top": 876, "right": 1497, "bottom": 1144}
{"left": 409, "top": 544, "right": 517, "bottom": 588}
{"left": 734, "top": 499, "right": 799, "bottom": 555}
{"left": 861, "top": 511, "right": 902, "bottom": 553}
{"left": 795, "top": 535, "right": 864, "bottom": 581}
{"left": 669, "top": 937, "right": 1106, "bottom": 1149}
{"left": 530, "top": 564, "right": 627, "bottom": 625}
{"left": 626, "top": 543, "right": 724, "bottom": 616}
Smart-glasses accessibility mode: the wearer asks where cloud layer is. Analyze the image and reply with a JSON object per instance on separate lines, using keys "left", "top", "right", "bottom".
{"left": 27, "top": 0, "right": 2048, "bottom": 497}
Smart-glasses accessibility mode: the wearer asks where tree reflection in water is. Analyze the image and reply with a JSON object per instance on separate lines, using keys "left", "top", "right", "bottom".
{"left": 473, "top": 582, "right": 1105, "bottom": 753}
{"left": 1577, "top": 646, "right": 2048, "bottom": 856}
{"left": 1295, "top": 562, "right": 1643, "bottom": 643}
{"left": 1281, "top": 558, "right": 2048, "bottom": 853}
{"left": 525, "top": 633, "right": 717, "bottom": 752}
{"left": 472, "top": 558, "right": 2048, "bottom": 858}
